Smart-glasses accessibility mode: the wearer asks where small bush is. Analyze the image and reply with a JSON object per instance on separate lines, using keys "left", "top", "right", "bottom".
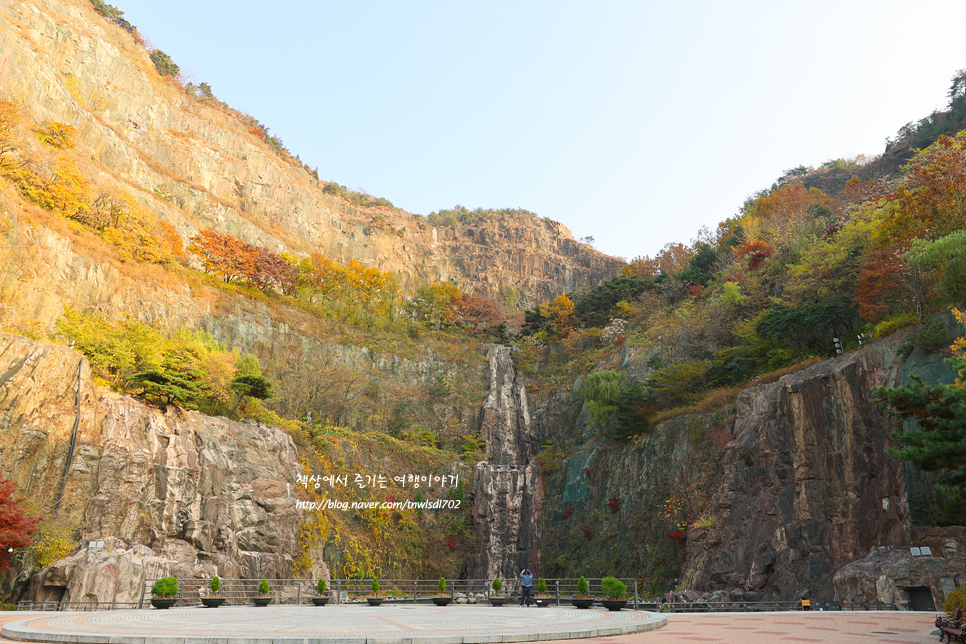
{"left": 210, "top": 576, "right": 221, "bottom": 593}
{"left": 601, "top": 576, "right": 626, "bottom": 599}
{"left": 537, "top": 578, "right": 548, "bottom": 593}
{"left": 371, "top": 577, "right": 380, "bottom": 594}
{"left": 317, "top": 578, "right": 326, "bottom": 594}
{"left": 576, "top": 576, "right": 588, "bottom": 596}
{"left": 492, "top": 578, "right": 502, "bottom": 593}
{"left": 35, "top": 121, "right": 77, "bottom": 149}
{"left": 438, "top": 577, "right": 446, "bottom": 593}
{"left": 258, "top": 578, "right": 269, "bottom": 595}
{"left": 944, "top": 584, "right": 966, "bottom": 613}
{"left": 151, "top": 577, "right": 178, "bottom": 598}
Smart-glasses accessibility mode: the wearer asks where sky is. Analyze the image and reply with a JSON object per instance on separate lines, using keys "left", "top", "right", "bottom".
{"left": 113, "top": 0, "right": 966, "bottom": 261}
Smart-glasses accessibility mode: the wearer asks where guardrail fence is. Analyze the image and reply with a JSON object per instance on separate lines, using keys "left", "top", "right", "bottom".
{"left": 15, "top": 577, "right": 898, "bottom": 613}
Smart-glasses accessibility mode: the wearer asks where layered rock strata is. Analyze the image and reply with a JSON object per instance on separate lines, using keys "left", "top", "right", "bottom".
{"left": 0, "top": 0, "right": 621, "bottom": 314}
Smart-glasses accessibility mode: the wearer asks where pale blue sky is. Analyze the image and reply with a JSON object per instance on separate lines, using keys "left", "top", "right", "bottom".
{"left": 114, "top": 0, "right": 966, "bottom": 261}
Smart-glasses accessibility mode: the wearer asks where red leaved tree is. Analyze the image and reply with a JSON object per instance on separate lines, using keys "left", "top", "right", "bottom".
{"left": 188, "top": 230, "right": 257, "bottom": 283}
{"left": 0, "top": 476, "right": 39, "bottom": 573}
{"left": 736, "top": 239, "right": 774, "bottom": 271}
{"left": 249, "top": 248, "right": 297, "bottom": 294}
{"left": 452, "top": 294, "right": 504, "bottom": 330}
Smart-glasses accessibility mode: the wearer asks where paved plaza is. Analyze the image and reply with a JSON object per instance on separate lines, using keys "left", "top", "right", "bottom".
{"left": 0, "top": 605, "right": 662, "bottom": 644}
{"left": 0, "top": 607, "right": 940, "bottom": 644}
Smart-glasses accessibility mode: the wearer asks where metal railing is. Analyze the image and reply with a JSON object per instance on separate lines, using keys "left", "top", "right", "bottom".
{"left": 14, "top": 578, "right": 900, "bottom": 613}
{"left": 126, "top": 577, "right": 642, "bottom": 610}
{"left": 652, "top": 600, "right": 897, "bottom": 613}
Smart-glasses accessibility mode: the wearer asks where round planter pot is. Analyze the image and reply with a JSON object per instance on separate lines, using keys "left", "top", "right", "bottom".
{"left": 312, "top": 597, "right": 329, "bottom": 606}
{"left": 366, "top": 597, "right": 385, "bottom": 606}
{"left": 534, "top": 598, "right": 552, "bottom": 607}
{"left": 254, "top": 597, "right": 273, "bottom": 607}
{"left": 202, "top": 598, "right": 225, "bottom": 608}
{"left": 489, "top": 597, "right": 507, "bottom": 607}
{"left": 571, "top": 598, "right": 594, "bottom": 609}
{"left": 151, "top": 599, "right": 176, "bottom": 610}
{"left": 432, "top": 597, "right": 453, "bottom": 606}
{"left": 601, "top": 599, "right": 627, "bottom": 611}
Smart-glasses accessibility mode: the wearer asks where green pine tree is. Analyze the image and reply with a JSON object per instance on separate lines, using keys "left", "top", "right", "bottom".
{"left": 874, "top": 350, "right": 966, "bottom": 522}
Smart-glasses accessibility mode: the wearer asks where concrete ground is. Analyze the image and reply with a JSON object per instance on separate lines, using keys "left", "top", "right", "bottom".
{"left": 0, "top": 607, "right": 939, "bottom": 644}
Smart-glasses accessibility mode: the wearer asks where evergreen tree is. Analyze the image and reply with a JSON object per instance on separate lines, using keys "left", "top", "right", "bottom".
{"left": 874, "top": 333, "right": 966, "bottom": 521}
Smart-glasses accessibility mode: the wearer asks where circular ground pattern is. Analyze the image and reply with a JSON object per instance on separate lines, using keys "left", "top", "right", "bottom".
{"left": 1, "top": 604, "right": 666, "bottom": 644}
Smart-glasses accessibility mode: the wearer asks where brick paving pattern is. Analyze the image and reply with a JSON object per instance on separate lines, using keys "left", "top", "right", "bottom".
{"left": 0, "top": 608, "right": 940, "bottom": 644}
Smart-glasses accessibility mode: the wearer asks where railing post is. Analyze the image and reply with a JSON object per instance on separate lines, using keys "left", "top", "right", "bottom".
{"left": 555, "top": 579, "right": 560, "bottom": 606}
{"left": 296, "top": 580, "right": 301, "bottom": 605}
{"left": 413, "top": 580, "right": 417, "bottom": 604}
{"left": 634, "top": 579, "right": 639, "bottom": 610}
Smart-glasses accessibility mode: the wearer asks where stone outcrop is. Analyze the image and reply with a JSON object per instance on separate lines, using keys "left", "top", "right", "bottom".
{"left": 682, "top": 339, "right": 911, "bottom": 601}
{"left": 0, "top": 333, "right": 312, "bottom": 604}
{"left": 832, "top": 545, "right": 965, "bottom": 610}
{"left": 469, "top": 345, "right": 542, "bottom": 582}
{"left": 26, "top": 537, "right": 211, "bottom": 605}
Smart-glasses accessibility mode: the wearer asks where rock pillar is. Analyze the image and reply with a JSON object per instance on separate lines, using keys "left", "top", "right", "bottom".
{"left": 469, "top": 345, "right": 542, "bottom": 583}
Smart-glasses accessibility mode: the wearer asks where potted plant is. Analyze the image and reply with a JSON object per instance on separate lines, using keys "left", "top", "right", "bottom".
{"left": 489, "top": 578, "right": 506, "bottom": 606}
{"left": 312, "top": 578, "right": 329, "bottom": 606}
{"left": 367, "top": 577, "right": 385, "bottom": 606}
{"left": 254, "top": 578, "right": 272, "bottom": 606}
{"left": 433, "top": 577, "right": 452, "bottom": 606}
{"left": 571, "top": 576, "right": 594, "bottom": 609}
{"left": 534, "top": 578, "right": 553, "bottom": 607}
{"left": 600, "top": 576, "right": 627, "bottom": 611}
{"left": 151, "top": 576, "right": 178, "bottom": 609}
{"left": 202, "top": 576, "right": 225, "bottom": 608}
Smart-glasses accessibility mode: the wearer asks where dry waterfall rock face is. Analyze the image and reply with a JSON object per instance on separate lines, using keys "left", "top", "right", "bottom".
{"left": 0, "top": 333, "right": 308, "bottom": 605}
{"left": 469, "top": 345, "right": 543, "bottom": 582}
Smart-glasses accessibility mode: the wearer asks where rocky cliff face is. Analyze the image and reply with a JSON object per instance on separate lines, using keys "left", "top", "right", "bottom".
{"left": 0, "top": 333, "right": 311, "bottom": 604}
{"left": 0, "top": 0, "right": 621, "bottom": 313}
{"left": 681, "top": 340, "right": 910, "bottom": 601}
{"left": 533, "top": 331, "right": 963, "bottom": 602}
{"left": 469, "top": 345, "right": 542, "bottom": 582}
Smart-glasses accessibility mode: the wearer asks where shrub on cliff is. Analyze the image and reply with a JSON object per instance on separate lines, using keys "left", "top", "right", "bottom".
{"left": 149, "top": 50, "right": 179, "bottom": 78}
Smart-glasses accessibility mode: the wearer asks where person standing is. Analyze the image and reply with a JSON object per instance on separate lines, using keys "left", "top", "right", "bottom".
{"left": 519, "top": 568, "right": 533, "bottom": 606}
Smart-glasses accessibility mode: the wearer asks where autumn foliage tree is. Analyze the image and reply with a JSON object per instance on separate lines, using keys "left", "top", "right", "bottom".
{"left": 623, "top": 242, "right": 692, "bottom": 278}
{"left": 881, "top": 134, "right": 966, "bottom": 244}
{"left": 0, "top": 476, "right": 39, "bottom": 573}
{"left": 735, "top": 239, "right": 774, "bottom": 271}
{"left": 188, "top": 230, "right": 295, "bottom": 293}
{"left": 451, "top": 294, "right": 504, "bottom": 330}
{"left": 411, "top": 281, "right": 461, "bottom": 329}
